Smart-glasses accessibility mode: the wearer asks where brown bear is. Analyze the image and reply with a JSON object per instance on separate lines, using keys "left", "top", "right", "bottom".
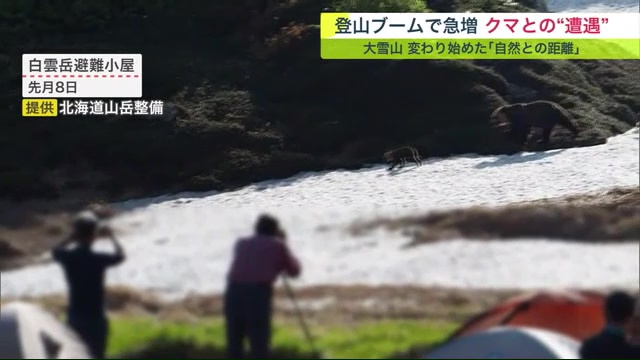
{"left": 491, "top": 100, "right": 580, "bottom": 148}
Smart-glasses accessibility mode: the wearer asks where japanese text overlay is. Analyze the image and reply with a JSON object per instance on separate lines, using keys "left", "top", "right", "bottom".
{"left": 320, "top": 13, "right": 640, "bottom": 60}
{"left": 22, "top": 54, "right": 142, "bottom": 98}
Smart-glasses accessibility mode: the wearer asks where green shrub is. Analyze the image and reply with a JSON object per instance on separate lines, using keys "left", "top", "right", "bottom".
{"left": 0, "top": 0, "right": 637, "bottom": 200}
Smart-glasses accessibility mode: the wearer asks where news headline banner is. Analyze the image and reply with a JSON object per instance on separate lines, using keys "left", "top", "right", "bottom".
{"left": 320, "top": 13, "right": 640, "bottom": 59}
{"left": 22, "top": 54, "right": 142, "bottom": 98}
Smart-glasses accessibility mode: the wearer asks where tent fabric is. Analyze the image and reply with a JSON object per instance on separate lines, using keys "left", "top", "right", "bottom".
{"left": 423, "top": 326, "right": 580, "bottom": 359}
{"left": 447, "top": 289, "right": 605, "bottom": 341}
{"left": 0, "top": 301, "right": 92, "bottom": 359}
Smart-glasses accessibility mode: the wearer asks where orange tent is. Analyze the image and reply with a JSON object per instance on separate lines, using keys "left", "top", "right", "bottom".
{"left": 448, "top": 289, "right": 605, "bottom": 341}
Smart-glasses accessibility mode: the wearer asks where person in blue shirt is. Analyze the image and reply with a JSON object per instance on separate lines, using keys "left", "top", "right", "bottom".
{"left": 580, "top": 290, "right": 640, "bottom": 358}
{"left": 52, "top": 211, "right": 125, "bottom": 359}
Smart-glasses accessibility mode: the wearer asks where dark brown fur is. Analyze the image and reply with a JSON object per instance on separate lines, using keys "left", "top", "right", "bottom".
{"left": 384, "top": 146, "right": 422, "bottom": 171}
{"left": 491, "top": 100, "right": 580, "bottom": 147}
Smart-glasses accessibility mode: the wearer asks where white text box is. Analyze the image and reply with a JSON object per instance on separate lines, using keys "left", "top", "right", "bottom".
{"left": 22, "top": 54, "right": 142, "bottom": 98}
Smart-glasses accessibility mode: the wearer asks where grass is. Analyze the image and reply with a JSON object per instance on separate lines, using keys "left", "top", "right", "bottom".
{"left": 0, "top": 284, "right": 503, "bottom": 358}
{"left": 107, "top": 316, "right": 457, "bottom": 359}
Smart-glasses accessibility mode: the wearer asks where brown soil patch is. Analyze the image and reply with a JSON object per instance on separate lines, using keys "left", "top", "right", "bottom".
{"left": 351, "top": 186, "right": 640, "bottom": 245}
{"left": 5, "top": 284, "right": 634, "bottom": 326}
{"left": 0, "top": 285, "right": 520, "bottom": 324}
{"left": 0, "top": 196, "right": 118, "bottom": 270}
{"left": 0, "top": 238, "right": 24, "bottom": 257}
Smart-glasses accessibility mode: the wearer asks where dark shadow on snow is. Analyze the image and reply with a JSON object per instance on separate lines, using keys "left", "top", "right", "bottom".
{"left": 474, "top": 149, "right": 565, "bottom": 169}
{"left": 387, "top": 166, "right": 421, "bottom": 176}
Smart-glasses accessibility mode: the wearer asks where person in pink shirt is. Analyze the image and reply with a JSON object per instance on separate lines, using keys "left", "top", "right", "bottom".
{"left": 224, "top": 214, "right": 301, "bottom": 359}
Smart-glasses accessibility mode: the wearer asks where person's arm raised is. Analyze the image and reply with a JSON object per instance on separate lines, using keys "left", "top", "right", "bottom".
{"left": 281, "top": 242, "right": 301, "bottom": 278}
{"left": 51, "top": 234, "right": 75, "bottom": 262}
{"left": 100, "top": 226, "right": 126, "bottom": 266}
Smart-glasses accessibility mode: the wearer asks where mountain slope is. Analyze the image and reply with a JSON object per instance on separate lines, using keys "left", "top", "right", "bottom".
{"left": 1, "top": 127, "right": 638, "bottom": 299}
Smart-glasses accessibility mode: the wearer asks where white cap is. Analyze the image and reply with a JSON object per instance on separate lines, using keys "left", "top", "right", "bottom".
{"left": 74, "top": 210, "right": 99, "bottom": 226}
